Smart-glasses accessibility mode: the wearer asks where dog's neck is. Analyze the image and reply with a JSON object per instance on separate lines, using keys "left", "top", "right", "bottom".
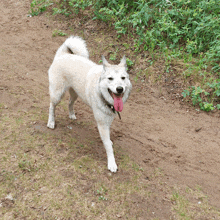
{"left": 100, "top": 93, "right": 121, "bottom": 119}
{"left": 100, "top": 93, "right": 115, "bottom": 112}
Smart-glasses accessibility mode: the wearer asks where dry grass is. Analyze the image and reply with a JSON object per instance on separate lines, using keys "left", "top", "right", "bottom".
{"left": 170, "top": 185, "right": 220, "bottom": 219}
{"left": 0, "top": 101, "right": 152, "bottom": 219}
{"left": 1, "top": 102, "right": 219, "bottom": 219}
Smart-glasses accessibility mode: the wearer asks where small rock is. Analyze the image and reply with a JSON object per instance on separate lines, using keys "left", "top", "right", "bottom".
{"left": 195, "top": 127, "right": 202, "bottom": 132}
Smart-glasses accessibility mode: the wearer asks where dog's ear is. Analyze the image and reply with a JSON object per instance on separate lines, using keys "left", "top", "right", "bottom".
{"left": 119, "top": 55, "right": 127, "bottom": 68}
{"left": 102, "top": 55, "right": 111, "bottom": 71}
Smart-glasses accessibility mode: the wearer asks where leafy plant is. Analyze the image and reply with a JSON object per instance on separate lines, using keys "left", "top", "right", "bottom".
{"left": 30, "top": 0, "right": 52, "bottom": 16}
{"left": 182, "top": 89, "right": 190, "bottom": 98}
{"left": 207, "top": 80, "right": 220, "bottom": 97}
{"left": 200, "top": 102, "right": 215, "bottom": 112}
{"left": 52, "top": 29, "right": 67, "bottom": 37}
{"left": 126, "top": 58, "right": 134, "bottom": 68}
{"left": 182, "top": 85, "right": 219, "bottom": 111}
{"left": 109, "top": 48, "right": 119, "bottom": 61}
{"left": 96, "top": 186, "right": 108, "bottom": 201}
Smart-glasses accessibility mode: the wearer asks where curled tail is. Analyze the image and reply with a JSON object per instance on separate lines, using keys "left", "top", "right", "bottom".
{"left": 54, "top": 36, "right": 89, "bottom": 59}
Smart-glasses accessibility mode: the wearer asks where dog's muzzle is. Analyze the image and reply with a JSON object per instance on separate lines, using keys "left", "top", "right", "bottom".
{"left": 108, "top": 88, "right": 124, "bottom": 98}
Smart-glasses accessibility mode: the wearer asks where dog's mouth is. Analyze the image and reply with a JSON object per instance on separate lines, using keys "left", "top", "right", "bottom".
{"left": 108, "top": 89, "right": 124, "bottom": 112}
{"left": 108, "top": 89, "right": 124, "bottom": 98}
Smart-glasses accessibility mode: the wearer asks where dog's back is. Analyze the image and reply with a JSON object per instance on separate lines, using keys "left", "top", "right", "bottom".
{"left": 48, "top": 36, "right": 96, "bottom": 105}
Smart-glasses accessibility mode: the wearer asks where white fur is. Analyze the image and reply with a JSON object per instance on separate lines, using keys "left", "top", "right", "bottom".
{"left": 47, "top": 36, "right": 132, "bottom": 172}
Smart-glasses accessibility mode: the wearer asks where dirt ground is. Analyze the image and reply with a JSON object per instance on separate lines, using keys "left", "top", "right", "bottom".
{"left": 1, "top": 0, "right": 220, "bottom": 219}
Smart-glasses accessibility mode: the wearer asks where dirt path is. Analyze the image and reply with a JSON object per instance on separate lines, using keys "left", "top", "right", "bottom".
{"left": 1, "top": 0, "right": 220, "bottom": 218}
{"left": 115, "top": 85, "right": 220, "bottom": 207}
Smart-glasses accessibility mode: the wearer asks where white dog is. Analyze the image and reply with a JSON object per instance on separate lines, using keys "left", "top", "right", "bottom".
{"left": 47, "top": 36, "right": 132, "bottom": 172}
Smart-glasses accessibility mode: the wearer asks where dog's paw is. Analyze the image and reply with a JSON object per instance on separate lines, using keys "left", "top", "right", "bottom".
{"left": 69, "top": 114, "right": 77, "bottom": 120}
{"left": 108, "top": 160, "right": 118, "bottom": 173}
{"left": 47, "top": 121, "right": 55, "bottom": 129}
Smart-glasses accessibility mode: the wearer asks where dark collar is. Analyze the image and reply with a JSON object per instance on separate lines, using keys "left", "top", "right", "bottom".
{"left": 100, "top": 93, "right": 121, "bottom": 120}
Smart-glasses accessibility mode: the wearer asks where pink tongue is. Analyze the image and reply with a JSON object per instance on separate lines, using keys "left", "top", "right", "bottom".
{"left": 113, "top": 96, "right": 123, "bottom": 112}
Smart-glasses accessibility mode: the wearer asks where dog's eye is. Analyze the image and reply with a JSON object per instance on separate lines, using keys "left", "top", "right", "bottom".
{"left": 108, "top": 77, "right": 113, "bottom": 81}
{"left": 121, "top": 77, "right": 125, "bottom": 80}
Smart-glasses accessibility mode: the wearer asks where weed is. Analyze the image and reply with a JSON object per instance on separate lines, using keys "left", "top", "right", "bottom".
{"left": 96, "top": 186, "right": 108, "bottom": 201}
{"left": 52, "top": 7, "right": 71, "bottom": 17}
{"left": 182, "top": 81, "right": 220, "bottom": 111}
{"left": 109, "top": 50, "right": 118, "bottom": 61}
{"left": 30, "top": 0, "right": 52, "bottom": 16}
{"left": 171, "top": 192, "right": 189, "bottom": 218}
{"left": 18, "top": 160, "right": 36, "bottom": 172}
{"left": 126, "top": 58, "right": 134, "bottom": 69}
{"left": 98, "top": 195, "right": 107, "bottom": 201}
{"left": 52, "top": 29, "right": 67, "bottom": 37}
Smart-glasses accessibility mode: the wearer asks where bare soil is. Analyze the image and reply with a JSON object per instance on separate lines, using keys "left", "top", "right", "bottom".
{"left": 1, "top": 0, "right": 220, "bottom": 219}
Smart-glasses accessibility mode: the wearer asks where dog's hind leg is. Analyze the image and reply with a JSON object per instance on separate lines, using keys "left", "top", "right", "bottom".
{"left": 47, "top": 86, "right": 65, "bottom": 129}
{"left": 47, "top": 102, "right": 57, "bottom": 129}
{"left": 69, "top": 87, "right": 78, "bottom": 120}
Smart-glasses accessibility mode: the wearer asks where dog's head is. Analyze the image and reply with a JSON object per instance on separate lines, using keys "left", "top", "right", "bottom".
{"left": 99, "top": 56, "right": 132, "bottom": 109}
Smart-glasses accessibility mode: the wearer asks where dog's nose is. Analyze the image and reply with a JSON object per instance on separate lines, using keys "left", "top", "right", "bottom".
{"left": 116, "top": 86, "right": 123, "bottom": 94}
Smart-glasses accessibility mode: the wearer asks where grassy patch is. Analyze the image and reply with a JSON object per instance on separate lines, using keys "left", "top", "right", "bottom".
{"left": 29, "top": 0, "right": 220, "bottom": 111}
{"left": 171, "top": 186, "right": 220, "bottom": 219}
{"left": 0, "top": 107, "right": 155, "bottom": 219}
{"left": 52, "top": 29, "right": 67, "bottom": 37}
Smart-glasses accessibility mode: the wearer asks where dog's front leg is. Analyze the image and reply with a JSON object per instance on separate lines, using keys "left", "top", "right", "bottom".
{"left": 96, "top": 121, "right": 117, "bottom": 173}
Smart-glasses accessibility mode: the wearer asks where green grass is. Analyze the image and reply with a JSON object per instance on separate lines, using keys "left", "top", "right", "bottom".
{"left": 52, "top": 29, "right": 67, "bottom": 37}
{"left": 29, "top": 0, "right": 220, "bottom": 111}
